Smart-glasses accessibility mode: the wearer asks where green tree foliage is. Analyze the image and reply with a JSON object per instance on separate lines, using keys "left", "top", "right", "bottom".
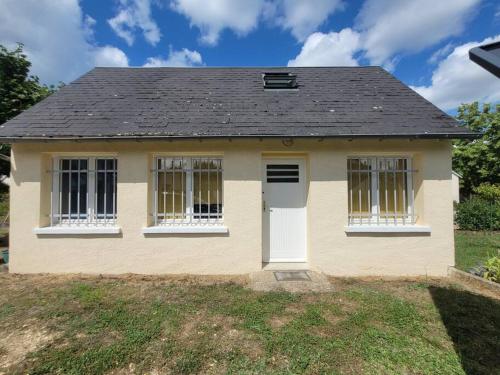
{"left": 0, "top": 43, "right": 57, "bottom": 179}
{"left": 453, "top": 102, "right": 500, "bottom": 197}
{"left": 0, "top": 43, "right": 55, "bottom": 124}
{"left": 474, "top": 183, "right": 500, "bottom": 202}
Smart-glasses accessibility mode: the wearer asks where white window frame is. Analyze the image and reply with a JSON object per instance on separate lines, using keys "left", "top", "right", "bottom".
{"left": 152, "top": 156, "right": 224, "bottom": 227}
{"left": 347, "top": 156, "right": 416, "bottom": 226}
{"left": 50, "top": 156, "right": 117, "bottom": 227}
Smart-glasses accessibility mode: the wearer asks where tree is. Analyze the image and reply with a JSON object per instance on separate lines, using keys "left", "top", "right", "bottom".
{"left": 453, "top": 102, "right": 500, "bottom": 197}
{"left": 0, "top": 43, "right": 57, "bottom": 169}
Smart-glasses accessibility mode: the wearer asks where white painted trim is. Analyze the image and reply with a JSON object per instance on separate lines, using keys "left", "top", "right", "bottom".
{"left": 142, "top": 225, "right": 228, "bottom": 234}
{"left": 344, "top": 225, "right": 431, "bottom": 233}
{"left": 267, "top": 258, "right": 308, "bottom": 263}
{"left": 34, "top": 226, "right": 121, "bottom": 235}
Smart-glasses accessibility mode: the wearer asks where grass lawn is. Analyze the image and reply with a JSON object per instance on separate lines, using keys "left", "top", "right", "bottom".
{"left": 0, "top": 275, "right": 498, "bottom": 374}
{"left": 455, "top": 231, "right": 500, "bottom": 271}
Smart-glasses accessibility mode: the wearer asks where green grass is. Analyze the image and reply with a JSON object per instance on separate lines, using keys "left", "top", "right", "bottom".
{"left": 0, "top": 275, "right": 498, "bottom": 374}
{"left": 455, "top": 231, "right": 500, "bottom": 271}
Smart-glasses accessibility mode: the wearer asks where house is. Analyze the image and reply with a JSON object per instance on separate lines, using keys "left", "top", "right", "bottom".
{"left": 0, "top": 67, "right": 475, "bottom": 276}
{"left": 452, "top": 171, "right": 462, "bottom": 204}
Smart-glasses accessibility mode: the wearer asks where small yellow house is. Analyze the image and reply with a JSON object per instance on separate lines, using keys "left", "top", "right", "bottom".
{"left": 0, "top": 67, "right": 474, "bottom": 276}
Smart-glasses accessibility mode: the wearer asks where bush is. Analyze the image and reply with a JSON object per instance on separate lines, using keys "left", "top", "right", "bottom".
{"left": 470, "top": 255, "right": 500, "bottom": 283}
{"left": 455, "top": 197, "right": 500, "bottom": 230}
{"left": 483, "top": 256, "right": 500, "bottom": 283}
{"left": 473, "top": 183, "right": 500, "bottom": 202}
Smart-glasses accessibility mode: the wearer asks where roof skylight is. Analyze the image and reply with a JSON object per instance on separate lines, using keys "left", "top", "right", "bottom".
{"left": 262, "top": 72, "right": 298, "bottom": 89}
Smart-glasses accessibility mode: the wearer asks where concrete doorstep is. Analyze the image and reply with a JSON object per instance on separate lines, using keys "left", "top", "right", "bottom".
{"left": 248, "top": 270, "right": 333, "bottom": 292}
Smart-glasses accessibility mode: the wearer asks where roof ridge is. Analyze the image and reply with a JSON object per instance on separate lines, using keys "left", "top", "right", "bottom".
{"left": 92, "top": 66, "right": 383, "bottom": 70}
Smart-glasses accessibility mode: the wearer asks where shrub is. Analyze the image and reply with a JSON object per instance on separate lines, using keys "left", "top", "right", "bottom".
{"left": 455, "top": 197, "right": 500, "bottom": 230}
{"left": 473, "top": 183, "right": 500, "bottom": 202}
{"left": 470, "top": 255, "right": 500, "bottom": 283}
{"left": 483, "top": 256, "right": 500, "bottom": 283}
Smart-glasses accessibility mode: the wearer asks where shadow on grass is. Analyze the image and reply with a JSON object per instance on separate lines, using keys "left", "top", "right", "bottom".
{"left": 429, "top": 286, "right": 500, "bottom": 375}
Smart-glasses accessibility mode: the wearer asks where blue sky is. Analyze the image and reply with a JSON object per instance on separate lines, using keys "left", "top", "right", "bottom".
{"left": 1, "top": 0, "right": 499, "bottom": 113}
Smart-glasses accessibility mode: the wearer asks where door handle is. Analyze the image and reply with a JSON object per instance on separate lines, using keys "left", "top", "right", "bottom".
{"left": 263, "top": 200, "right": 266, "bottom": 211}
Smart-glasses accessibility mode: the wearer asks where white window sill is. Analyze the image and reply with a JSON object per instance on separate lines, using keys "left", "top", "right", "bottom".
{"left": 142, "top": 225, "right": 228, "bottom": 234}
{"left": 34, "top": 226, "right": 121, "bottom": 235}
{"left": 344, "top": 225, "right": 431, "bottom": 233}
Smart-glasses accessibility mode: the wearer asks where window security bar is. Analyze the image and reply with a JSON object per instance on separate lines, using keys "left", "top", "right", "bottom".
{"left": 347, "top": 168, "right": 417, "bottom": 173}
{"left": 150, "top": 168, "right": 224, "bottom": 173}
{"left": 347, "top": 157, "right": 415, "bottom": 226}
{"left": 50, "top": 158, "right": 117, "bottom": 227}
{"left": 153, "top": 157, "right": 223, "bottom": 226}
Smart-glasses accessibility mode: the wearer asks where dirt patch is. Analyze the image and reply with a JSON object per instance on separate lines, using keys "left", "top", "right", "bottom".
{"left": 323, "top": 311, "right": 344, "bottom": 326}
{"left": 0, "top": 273, "right": 249, "bottom": 291}
{"left": 178, "top": 312, "right": 263, "bottom": 363}
{"left": 0, "top": 321, "right": 56, "bottom": 372}
{"left": 219, "top": 327, "right": 263, "bottom": 360}
{"left": 268, "top": 315, "right": 294, "bottom": 329}
{"left": 178, "top": 310, "right": 210, "bottom": 339}
{"left": 106, "top": 363, "right": 136, "bottom": 375}
{"left": 92, "top": 273, "right": 250, "bottom": 286}
{"left": 106, "top": 364, "right": 167, "bottom": 375}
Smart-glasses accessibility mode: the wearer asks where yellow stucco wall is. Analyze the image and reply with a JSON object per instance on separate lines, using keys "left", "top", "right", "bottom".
{"left": 9, "top": 139, "right": 454, "bottom": 276}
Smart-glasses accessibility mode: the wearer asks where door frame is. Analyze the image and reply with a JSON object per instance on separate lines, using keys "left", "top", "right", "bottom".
{"left": 262, "top": 157, "right": 307, "bottom": 263}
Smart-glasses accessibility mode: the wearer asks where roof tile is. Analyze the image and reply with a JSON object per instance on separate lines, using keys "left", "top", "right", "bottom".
{"left": 0, "top": 67, "right": 473, "bottom": 139}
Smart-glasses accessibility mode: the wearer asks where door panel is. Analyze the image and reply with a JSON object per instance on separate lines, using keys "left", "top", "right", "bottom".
{"left": 262, "top": 159, "right": 307, "bottom": 262}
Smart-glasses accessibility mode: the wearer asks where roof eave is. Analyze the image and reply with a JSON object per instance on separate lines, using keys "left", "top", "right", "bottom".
{"left": 0, "top": 132, "right": 480, "bottom": 143}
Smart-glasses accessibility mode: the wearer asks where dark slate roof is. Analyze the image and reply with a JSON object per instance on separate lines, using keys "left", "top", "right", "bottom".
{"left": 0, "top": 66, "right": 475, "bottom": 140}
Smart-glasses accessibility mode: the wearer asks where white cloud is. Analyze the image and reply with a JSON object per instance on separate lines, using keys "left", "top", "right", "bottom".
{"left": 427, "top": 43, "right": 454, "bottom": 64}
{"left": 263, "top": 0, "right": 344, "bottom": 42}
{"left": 108, "top": 0, "right": 161, "bottom": 46}
{"left": 0, "top": 0, "right": 128, "bottom": 84}
{"left": 287, "top": 0, "right": 480, "bottom": 69}
{"left": 411, "top": 35, "right": 500, "bottom": 111}
{"left": 143, "top": 47, "right": 203, "bottom": 67}
{"left": 170, "top": 0, "right": 264, "bottom": 45}
{"left": 170, "top": 0, "right": 343, "bottom": 45}
{"left": 94, "top": 46, "right": 129, "bottom": 67}
{"left": 356, "top": 0, "right": 480, "bottom": 66}
{"left": 288, "top": 29, "right": 361, "bottom": 66}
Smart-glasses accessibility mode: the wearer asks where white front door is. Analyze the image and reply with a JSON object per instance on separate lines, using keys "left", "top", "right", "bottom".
{"left": 262, "top": 159, "right": 307, "bottom": 262}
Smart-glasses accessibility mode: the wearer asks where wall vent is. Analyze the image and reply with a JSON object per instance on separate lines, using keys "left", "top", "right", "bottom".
{"left": 266, "top": 164, "right": 299, "bottom": 183}
{"left": 262, "top": 72, "right": 298, "bottom": 89}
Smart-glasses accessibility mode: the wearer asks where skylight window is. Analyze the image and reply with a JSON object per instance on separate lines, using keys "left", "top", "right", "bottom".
{"left": 262, "top": 72, "right": 298, "bottom": 90}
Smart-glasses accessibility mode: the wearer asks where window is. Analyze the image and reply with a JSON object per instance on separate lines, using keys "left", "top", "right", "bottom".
{"left": 153, "top": 157, "right": 223, "bottom": 225}
{"left": 51, "top": 157, "right": 117, "bottom": 226}
{"left": 347, "top": 157, "right": 415, "bottom": 226}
